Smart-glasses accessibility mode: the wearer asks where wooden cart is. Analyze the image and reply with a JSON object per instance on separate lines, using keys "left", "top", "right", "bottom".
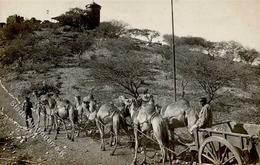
{"left": 190, "top": 125, "right": 260, "bottom": 165}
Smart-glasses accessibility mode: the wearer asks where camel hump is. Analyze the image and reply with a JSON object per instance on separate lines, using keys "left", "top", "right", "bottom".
{"left": 97, "top": 103, "right": 116, "bottom": 119}
{"left": 162, "top": 99, "right": 191, "bottom": 117}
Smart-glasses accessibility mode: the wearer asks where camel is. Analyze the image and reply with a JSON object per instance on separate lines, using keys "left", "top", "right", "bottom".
{"left": 52, "top": 94, "right": 77, "bottom": 141}
{"left": 32, "top": 91, "right": 56, "bottom": 132}
{"left": 160, "top": 99, "right": 198, "bottom": 141}
{"left": 74, "top": 95, "right": 98, "bottom": 136}
{"left": 33, "top": 91, "right": 47, "bottom": 131}
{"left": 74, "top": 96, "right": 87, "bottom": 124}
{"left": 40, "top": 93, "right": 77, "bottom": 141}
{"left": 128, "top": 94, "right": 172, "bottom": 165}
{"left": 95, "top": 96, "right": 131, "bottom": 156}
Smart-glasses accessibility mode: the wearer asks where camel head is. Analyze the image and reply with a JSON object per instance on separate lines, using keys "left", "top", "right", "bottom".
{"left": 39, "top": 94, "right": 49, "bottom": 105}
{"left": 74, "top": 95, "right": 81, "bottom": 106}
{"left": 128, "top": 98, "right": 141, "bottom": 112}
{"left": 124, "top": 98, "right": 133, "bottom": 107}
{"left": 139, "top": 93, "right": 154, "bottom": 104}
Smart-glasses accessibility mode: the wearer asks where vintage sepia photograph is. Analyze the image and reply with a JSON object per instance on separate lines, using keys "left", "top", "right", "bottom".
{"left": 0, "top": 0, "right": 260, "bottom": 164}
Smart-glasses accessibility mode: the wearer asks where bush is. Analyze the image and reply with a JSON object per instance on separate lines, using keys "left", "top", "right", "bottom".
{"left": 102, "top": 37, "right": 140, "bottom": 54}
{"left": 0, "top": 34, "right": 38, "bottom": 66}
{"left": 21, "top": 82, "right": 60, "bottom": 97}
{"left": 70, "top": 33, "right": 94, "bottom": 54}
{"left": 0, "top": 39, "right": 28, "bottom": 65}
{"left": 238, "top": 49, "right": 259, "bottom": 64}
{"left": 163, "top": 34, "right": 213, "bottom": 48}
{"left": 2, "top": 22, "right": 32, "bottom": 40}
{"left": 1, "top": 15, "right": 41, "bottom": 40}
{"left": 95, "top": 20, "right": 128, "bottom": 38}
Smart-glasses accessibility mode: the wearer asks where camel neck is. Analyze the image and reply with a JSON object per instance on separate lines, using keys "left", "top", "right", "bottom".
{"left": 129, "top": 104, "right": 136, "bottom": 119}
{"left": 75, "top": 97, "right": 81, "bottom": 107}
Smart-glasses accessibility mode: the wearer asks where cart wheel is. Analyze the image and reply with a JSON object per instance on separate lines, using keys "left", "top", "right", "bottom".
{"left": 199, "top": 136, "right": 242, "bottom": 165}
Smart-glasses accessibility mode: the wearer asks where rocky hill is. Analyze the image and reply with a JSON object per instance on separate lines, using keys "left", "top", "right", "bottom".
{"left": 0, "top": 17, "right": 260, "bottom": 125}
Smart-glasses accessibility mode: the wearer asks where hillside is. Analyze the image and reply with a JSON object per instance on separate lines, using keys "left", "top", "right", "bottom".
{"left": 1, "top": 12, "right": 260, "bottom": 164}
{"left": 0, "top": 20, "right": 260, "bottom": 124}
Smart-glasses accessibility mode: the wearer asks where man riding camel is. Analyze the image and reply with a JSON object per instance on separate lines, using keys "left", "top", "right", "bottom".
{"left": 189, "top": 97, "right": 213, "bottom": 134}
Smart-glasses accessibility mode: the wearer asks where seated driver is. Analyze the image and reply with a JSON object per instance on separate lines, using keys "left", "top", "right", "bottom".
{"left": 189, "top": 97, "right": 213, "bottom": 133}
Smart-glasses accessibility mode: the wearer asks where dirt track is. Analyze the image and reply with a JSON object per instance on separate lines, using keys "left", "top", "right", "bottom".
{"left": 0, "top": 80, "right": 166, "bottom": 165}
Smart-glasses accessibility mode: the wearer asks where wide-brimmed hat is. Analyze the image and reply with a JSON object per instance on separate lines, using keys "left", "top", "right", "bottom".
{"left": 83, "top": 94, "right": 94, "bottom": 102}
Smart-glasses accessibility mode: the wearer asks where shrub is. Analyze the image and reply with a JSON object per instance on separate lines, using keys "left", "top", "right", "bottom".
{"left": 0, "top": 39, "right": 27, "bottom": 65}
{"left": 238, "top": 49, "right": 259, "bottom": 64}
{"left": 95, "top": 20, "right": 128, "bottom": 38}
{"left": 102, "top": 37, "right": 140, "bottom": 54}
{"left": 21, "top": 82, "right": 60, "bottom": 97}
{"left": 2, "top": 15, "right": 41, "bottom": 40}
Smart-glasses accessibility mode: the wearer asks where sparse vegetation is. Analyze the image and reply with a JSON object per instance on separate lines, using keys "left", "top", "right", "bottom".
{"left": 0, "top": 11, "right": 259, "bottom": 121}
{"left": 128, "top": 28, "right": 160, "bottom": 45}
{"left": 90, "top": 53, "right": 155, "bottom": 98}
{"left": 1, "top": 7, "right": 260, "bottom": 165}
{"left": 95, "top": 20, "right": 128, "bottom": 38}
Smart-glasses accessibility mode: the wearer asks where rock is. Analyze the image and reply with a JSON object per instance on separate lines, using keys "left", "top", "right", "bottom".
{"left": 16, "top": 136, "right": 22, "bottom": 140}
{"left": 63, "top": 146, "right": 67, "bottom": 149}
{"left": 20, "top": 139, "right": 25, "bottom": 143}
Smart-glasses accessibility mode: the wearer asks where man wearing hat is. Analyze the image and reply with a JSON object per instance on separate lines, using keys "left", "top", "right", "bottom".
{"left": 23, "top": 96, "right": 34, "bottom": 129}
{"left": 189, "top": 97, "right": 212, "bottom": 133}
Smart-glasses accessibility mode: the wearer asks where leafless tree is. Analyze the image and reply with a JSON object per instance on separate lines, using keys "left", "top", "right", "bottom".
{"left": 128, "top": 28, "right": 160, "bottom": 45}
{"left": 90, "top": 54, "right": 155, "bottom": 98}
{"left": 191, "top": 55, "right": 236, "bottom": 102}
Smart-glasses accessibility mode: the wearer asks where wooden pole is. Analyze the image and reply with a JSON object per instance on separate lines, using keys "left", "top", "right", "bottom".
{"left": 171, "top": 0, "right": 177, "bottom": 102}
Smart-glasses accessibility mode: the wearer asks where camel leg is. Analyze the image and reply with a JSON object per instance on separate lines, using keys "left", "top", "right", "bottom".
{"left": 69, "top": 117, "right": 75, "bottom": 141}
{"left": 54, "top": 117, "right": 60, "bottom": 140}
{"left": 37, "top": 107, "right": 41, "bottom": 129}
{"left": 48, "top": 115, "right": 54, "bottom": 134}
{"left": 121, "top": 117, "right": 133, "bottom": 145}
{"left": 166, "top": 124, "right": 174, "bottom": 163}
{"left": 156, "top": 143, "right": 166, "bottom": 165}
{"left": 111, "top": 115, "right": 120, "bottom": 156}
{"left": 46, "top": 115, "right": 49, "bottom": 131}
{"left": 76, "top": 124, "right": 80, "bottom": 137}
{"left": 96, "top": 119, "right": 105, "bottom": 151}
{"left": 132, "top": 127, "right": 138, "bottom": 165}
{"left": 61, "top": 121, "right": 69, "bottom": 139}
{"left": 43, "top": 111, "right": 47, "bottom": 132}
{"left": 141, "top": 144, "right": 147, "bottom": 165}
{"left": 109, "top": 126, "right": 114, "bottom": 146}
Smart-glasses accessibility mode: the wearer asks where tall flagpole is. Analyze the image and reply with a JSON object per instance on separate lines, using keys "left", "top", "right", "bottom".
{"left": 171, "top": 0, "right": 177, "bottom": 102}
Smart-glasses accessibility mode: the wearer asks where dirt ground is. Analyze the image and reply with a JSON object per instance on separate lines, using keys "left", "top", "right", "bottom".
{"left": 0, "top": 81, "right": 186, "bottom": 165}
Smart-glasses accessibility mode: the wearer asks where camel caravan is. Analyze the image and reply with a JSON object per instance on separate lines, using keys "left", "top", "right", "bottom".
{"left": 26, "top": 88, "right": 214, "bottom": 165}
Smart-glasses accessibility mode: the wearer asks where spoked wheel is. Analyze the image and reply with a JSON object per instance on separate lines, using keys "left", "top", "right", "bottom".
{"left": 199, "top": 136, "right": 242, "bottom": 165}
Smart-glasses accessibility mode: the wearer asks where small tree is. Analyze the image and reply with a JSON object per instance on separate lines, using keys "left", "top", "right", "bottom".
{"left": 96, "top": 20, "right": 128, "bottom": 38}
{"left": 191, "top": 55, "right": 236, "bottom": 102}
{"left": 176, "top": 47, "right": 237, "bottom": 102}
{"left": 70, "top": 33, "right": 95, "bottom": 65}
{"left": 3, "top": 15, "right": 32, "bottom": 40}
{"left": 90, "top": 54, "right": 155, "bottom": 98}
{"left": 52, "top": 7, "right": 86, "bottom": 28}
{"left": 238, "top": 49, "right": 259, "bottom": 64}
{"left": 128, "top": 28, "right": 160, "bottom": 45}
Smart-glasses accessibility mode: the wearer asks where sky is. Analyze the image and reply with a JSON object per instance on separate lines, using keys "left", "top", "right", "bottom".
{"left": 0, "top": 0, "right": 259, "bottom": 51}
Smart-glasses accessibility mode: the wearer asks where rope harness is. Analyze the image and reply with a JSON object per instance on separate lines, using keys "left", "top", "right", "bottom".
{"left": 132, "top": 111, "right": 178, "bottom": 155}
